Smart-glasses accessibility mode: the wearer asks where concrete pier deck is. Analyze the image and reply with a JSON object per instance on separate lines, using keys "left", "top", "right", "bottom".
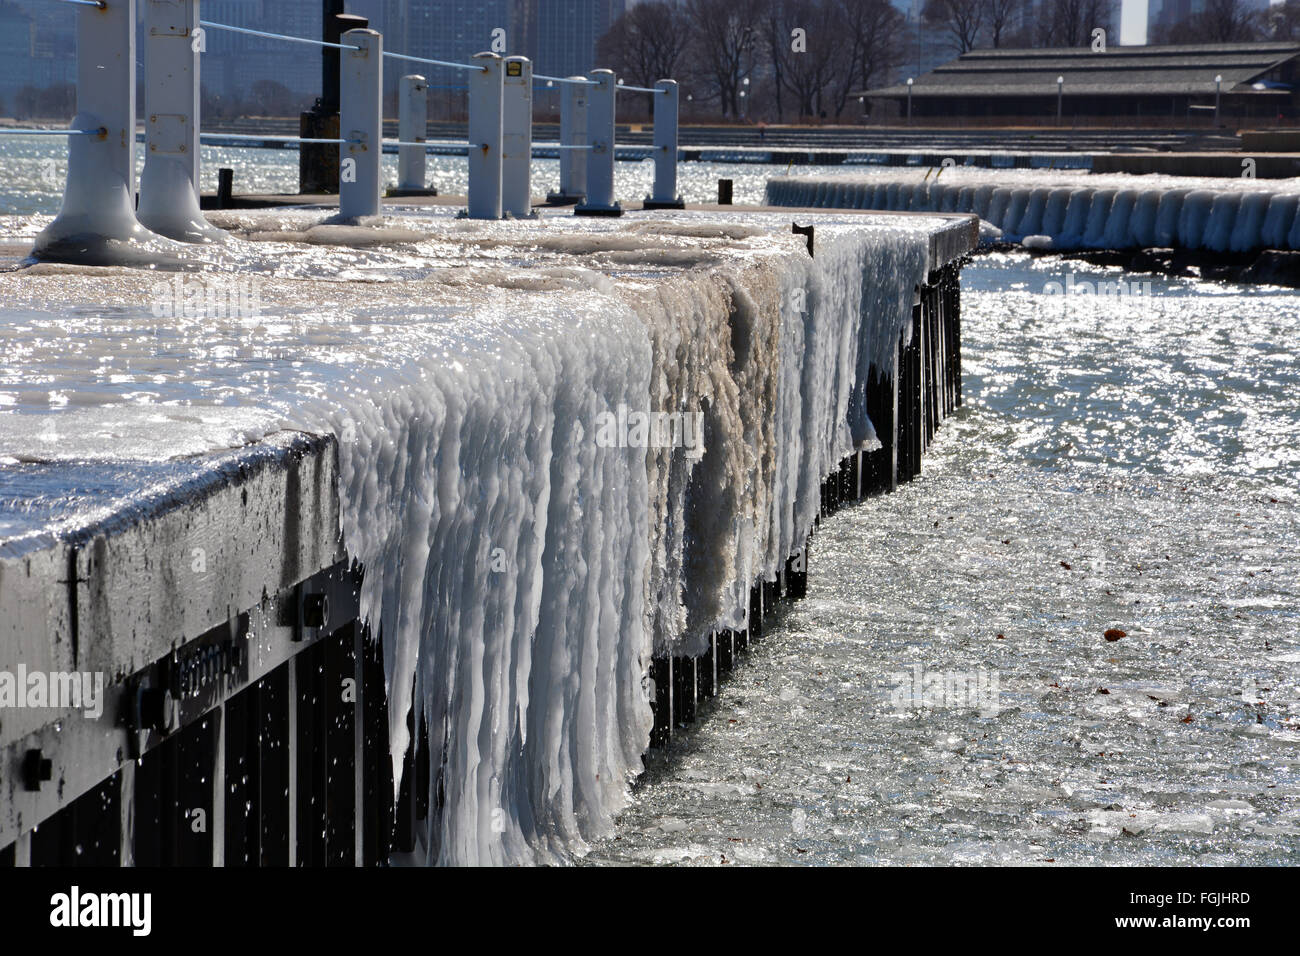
{"left": 1, "top": 206, "right": 975, "bottom": 865}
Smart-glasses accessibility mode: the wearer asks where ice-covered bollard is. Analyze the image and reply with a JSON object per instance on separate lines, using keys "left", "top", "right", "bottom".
{"left": 338, "top": 28, "right": 383, "bottom": 221}
{"left": 501, "top": 56, "right": 533, "bottom": 218}
{"left": 576, "top": 69, "right": 620, "bottom": 216}
{"left": 32, "top": 0, "right": 162, "bottom": 261}
{"left": 547, "top": 78, "right": 588, "bottom": 204}
{"left": 396, "top": 74, "right": 428, "bottom": 193}
{"left": 467, "top": 52, "right": 504, "bottom": 220}
{"left": 644, "top": 79, "right": 684, "bottom": 210}
{"left": 138, "top": 0, "right": 224, "bottom": 243}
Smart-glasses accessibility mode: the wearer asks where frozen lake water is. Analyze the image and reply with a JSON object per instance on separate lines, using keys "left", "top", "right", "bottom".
{"left": 584, "top": 252, "right": 1300, "bottom": 866}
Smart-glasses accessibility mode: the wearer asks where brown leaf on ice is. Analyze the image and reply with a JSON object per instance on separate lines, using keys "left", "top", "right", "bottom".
{"left": 1180, "top": 714, "right": 1194, "bottom": 724}
{"left": 1104, "top": 628, "right": 1126, "bottom": 641}
{"left": 1096, "top": 687, "right": 1110, "bottom": 694}
{"left": 1060, "top": 561, "right": 1072, "bottom": 570}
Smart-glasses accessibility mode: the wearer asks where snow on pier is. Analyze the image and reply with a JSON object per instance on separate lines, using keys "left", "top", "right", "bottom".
{"left": 766, "top": 168, "right": 1300, "bottom": 254}
{"left": 1, "top": 206, "right": 973, "bottom": 865}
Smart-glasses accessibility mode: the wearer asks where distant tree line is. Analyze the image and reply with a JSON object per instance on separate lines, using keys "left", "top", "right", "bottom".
{"left": 597, "top": 0, "right": 907, "bottom": 123}
{"left": 920, "top": 0, "right": 1115, "bottom": 52}
{"left": 1154, "top": 0, "right": 1300, "bottom": 42}
{"left": 9, "top": 84, "right": 74, "bottom": 121}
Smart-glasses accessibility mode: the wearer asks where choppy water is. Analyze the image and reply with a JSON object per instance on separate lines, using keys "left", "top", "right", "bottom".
{"left": 0, "top": 136, "right": 811, "bottom": 216}
{"left": 584, "top": 252, "right": 1300, "bottom": 866}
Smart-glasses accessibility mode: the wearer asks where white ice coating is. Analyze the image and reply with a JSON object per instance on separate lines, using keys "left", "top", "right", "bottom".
{"left": 0, "top": 206, "right": 937, "bottom": 864}
{"left": 767, "top": 168, "right": 1300, "bottom": 253}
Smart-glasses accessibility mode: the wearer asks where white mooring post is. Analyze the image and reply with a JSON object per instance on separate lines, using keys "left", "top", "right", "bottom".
{"left": 32, "top": 0, "right": 157, "bottom": 260}
{"left": 575, "top": 69, "right": 620, "bottom": 216}
{"left": 645, "top": 79, "right": 684, "bottom": 210}
{"left": 548, "top": 77, "right": 588, "bottom": 204}
{"left": 338, "top": 28, "right": 383, "bottom": 221}
{"left": 396, "top": 74, "right": 427, "bottom": 192}
{"left": 501, "top": 56, "right": 534, "bottom": 218}
{"left": 138, "top": 0, "right": 224, "bottom": 242}
{"left": 467, "top": 52, "right": 504, "bottom": 220}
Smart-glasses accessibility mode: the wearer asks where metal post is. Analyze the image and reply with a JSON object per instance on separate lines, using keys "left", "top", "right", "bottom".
{"left": 286, "top": 660, "right": 298, "bottom": 868}
{"left": 337, "top": 28, "right": 382, "bottom": 220}
{"left": 576, "top": 68, "right": 620, "bottom": 216}
{"left": 301, "top": 8, "right": 366, "bottom": 194}
{"left": 467, "top": 52, "right": 504, "bottom": 219}
{"left": 12, "top": 831, "right": 31, "bottom": 867}
{"left": 139, "top": 0, "right": 223, "bottom": 243}
{"left": 501, "top": 56, "right": 533, "bottom": 218}
{"left": 396, "top": 74, "right": 428, "bottom": 192}
{"left": 548, "top": 77, "right": 588, "bottom": 204}
{"left": 1056, "top": 76, "right": 1064, "bottom": 125}
{"left": 32, "top": 0, "right": 155, "bottom": 261}
{"left": 119, "top": 761, "right": 136, "bottom": 866}
{"left": 645, "top": 79, "right": 683, "bottom": 210}
{"left": 906, "top": 77, "right": 913, "bottom": 125}
{"left": 1214, "top": 74, "right": 1222, "bottom": 125}
{"left": 211, "top": 701, "right": 226, "bottom": 866}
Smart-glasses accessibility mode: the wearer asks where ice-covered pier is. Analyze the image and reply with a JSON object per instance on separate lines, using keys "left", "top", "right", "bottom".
{"left": 0, "top": 204, "right": 973, "bottom": 866}
{"left": 767, "top": 169, "right": 1300, "bottom": 255}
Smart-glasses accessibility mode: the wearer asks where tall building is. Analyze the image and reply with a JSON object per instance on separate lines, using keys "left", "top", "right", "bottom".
{"left": 200, "top": 1, "right": 320, "bottom": 103}
{"left": 0, "top": 0, "right": 75, "bottom": 110}
{"left": 532, "top": 0, "right": 624, "bottom": 77}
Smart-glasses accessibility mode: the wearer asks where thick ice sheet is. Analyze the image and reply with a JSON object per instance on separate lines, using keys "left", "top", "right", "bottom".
{"left": 767, "top": 169, "right": 1300, "bottom": 253}
{"left": 0, "top": 206, "right": 939, "bottom": 863}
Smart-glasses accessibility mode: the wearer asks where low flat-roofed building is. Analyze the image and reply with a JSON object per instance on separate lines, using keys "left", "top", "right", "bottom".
{"left": 861, "top": 42, "right": 1300, "bottom": 123}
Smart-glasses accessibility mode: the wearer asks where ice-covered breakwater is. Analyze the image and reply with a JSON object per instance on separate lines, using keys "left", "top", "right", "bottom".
{"left": 0, "top": 206, "right": 973, "bottom": 865}
{"left": 767, "top": 169, "right": 1300, "bottom": 255}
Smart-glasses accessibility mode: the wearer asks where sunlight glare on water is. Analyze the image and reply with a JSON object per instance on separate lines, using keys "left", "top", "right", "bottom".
{"left": 583, "top": 252, "right": 1300, "bottom": 866}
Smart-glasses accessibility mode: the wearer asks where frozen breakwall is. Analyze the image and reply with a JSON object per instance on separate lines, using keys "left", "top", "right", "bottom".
{"left": 1, "top": 206, "right": 973, "bottom": 866}
{"left": 767, "top": 169, "right": 1300, "bottom": 256}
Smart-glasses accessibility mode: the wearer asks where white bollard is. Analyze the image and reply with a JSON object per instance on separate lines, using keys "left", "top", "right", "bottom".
{"left": 575, "top": 69, "right": 620, "bottom": 216}
{"left": 645, "top": 79, "right": 684, "bottom": 210}
{"left": 547, "top": 77, "right": 588, "bottom": 204}
{"left": 32, "top": 0, "right": 158, "bottom": 260}
{"left": 467, "top": 52, "right": 504, "bottom": 220}
{"left": 501, "top": 56, "right": 533, "bottom": 218}
{"left": 338, "top": 28, "right": 383, "bottom": 221}
{"left": 396, "top": 74, "right": 428, "bottom": 193}
{"left": 138, "top": 0, "right": 224, "bottom": 242}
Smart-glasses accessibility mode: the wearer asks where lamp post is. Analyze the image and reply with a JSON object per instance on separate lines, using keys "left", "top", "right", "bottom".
{"left": 906, "top": 77, "right": 913, "bottom": 124}
{"left": 1215, "top": 74, "right": 1222, "bottom": 125}
{"left": 1056, "top": 75, "right": 1064, "bottom": 125}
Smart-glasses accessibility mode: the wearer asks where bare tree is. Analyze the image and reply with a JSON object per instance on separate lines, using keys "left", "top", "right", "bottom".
{"left": 832, "top": 0, "right": 906, "bottom": 116}
{"left": 1267, "top": 0, "right": 1300, "bottom": 39}
{"left": 769, "top": 0, "right": 851, "bottom": 121}
{"left": 596, "top": 1, "right": 691, "bottom": 87}
{"left": 686, "top": 0, "right": 761, "bottom": 117}
{"left": 1036, "top": 0, "right": 1113, "bottom": 47}
{"left": 922, "top": 0, "right": 986, "bottom": 54}
{"left": 1154, "top": 0, "right": 1263, "bottom": 42}
{"left": 984, "top": 0, "right": 1024, "bottom": 47}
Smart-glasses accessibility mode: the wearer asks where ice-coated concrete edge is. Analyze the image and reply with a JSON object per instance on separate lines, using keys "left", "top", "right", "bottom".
{"left": 0, "top": 210, "right": 976, "bottom": 820}
{"left": 0, "top": 432, "right": 342, "bottom": 742}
